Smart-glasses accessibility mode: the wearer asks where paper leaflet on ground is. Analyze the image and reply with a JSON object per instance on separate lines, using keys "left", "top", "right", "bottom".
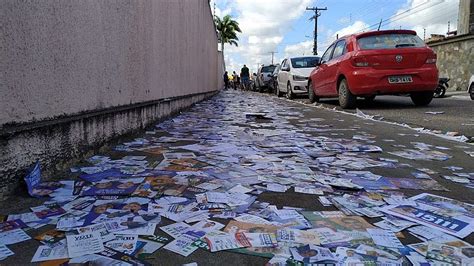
{"left": 66, "top": 231, "right": 105, "bottom": 258}
{"left": 380, "top": 193, "right": 474, "bottom": 238}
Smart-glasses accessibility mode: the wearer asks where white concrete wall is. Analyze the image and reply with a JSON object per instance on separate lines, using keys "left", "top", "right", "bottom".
{"left": 0, "top": 0, "right": 220, "bottom": 126}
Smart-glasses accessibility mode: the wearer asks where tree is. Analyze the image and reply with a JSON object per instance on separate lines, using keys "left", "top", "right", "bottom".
{"left": 214, "top": 15, "right": 241, "bottom": 55}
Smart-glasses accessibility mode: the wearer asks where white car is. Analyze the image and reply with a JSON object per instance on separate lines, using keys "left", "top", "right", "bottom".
{"left": 468, "top": 75, "right": 474, "bottom": 100}
{"left": 276, "top": 56, "right": 320, "bottom": 99}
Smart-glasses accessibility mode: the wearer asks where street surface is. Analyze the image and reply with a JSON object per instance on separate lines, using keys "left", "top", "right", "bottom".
{"left": 2, "top": 90, "right": 473, "bottom": 265}
{"left": 294, "top": 93, "right": 474, "bottom": 142}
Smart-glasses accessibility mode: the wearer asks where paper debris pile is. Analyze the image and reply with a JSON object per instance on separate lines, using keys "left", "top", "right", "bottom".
{"left": 2, "top": 91, "right": 473, "bottom": 265}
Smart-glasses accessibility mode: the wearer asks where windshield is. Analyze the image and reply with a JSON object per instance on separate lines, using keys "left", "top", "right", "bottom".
{"left": 261, "top": 66, "right": 276, "bottom": 73}
{"left": 290, "top": 57, "right": 320, "bottom": 68}
{"left": 358, "top": 33, "right": 425, "bottom": 50}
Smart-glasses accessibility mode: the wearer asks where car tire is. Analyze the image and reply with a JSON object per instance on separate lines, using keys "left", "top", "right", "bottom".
{"left": 276, "top": 84, "right": 283, "bottom": 97}
{"left": 286, "top": 83, "right": 293, "bottom": 100}
{"left": 364, "top": 95, "right": 376, "bottom": 102}
{"left": 470, "top": 84, "right": 474, "bottom": 100}
{"left": 338, "top": 79, "right": 357, "bottom": 109}
{"left": 308, "top": 81, "right": 319, "bottom": 103}
{"left": 410, "top": 91, "right": 433, "bottom": 106}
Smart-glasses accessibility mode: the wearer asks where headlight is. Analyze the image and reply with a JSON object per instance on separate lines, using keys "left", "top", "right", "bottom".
{"left": 293, "top": 75, "right": 307, "bottom": 81}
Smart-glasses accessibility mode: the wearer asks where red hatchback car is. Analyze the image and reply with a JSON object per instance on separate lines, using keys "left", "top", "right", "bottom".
{"left": 308, "top": 30, "right": 438, "bottom": 109}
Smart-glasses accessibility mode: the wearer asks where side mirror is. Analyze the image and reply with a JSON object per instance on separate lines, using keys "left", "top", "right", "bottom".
{"left": 316, "top": 59, "right": 322, "bottom": 66}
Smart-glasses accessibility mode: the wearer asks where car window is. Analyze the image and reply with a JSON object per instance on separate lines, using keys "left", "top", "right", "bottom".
{"left": 261, "top": 66, "right": 276, "bottom": 73}
{"left": 290, "top": 57, "right": 321, "bottom": 68}
{"left": 282, "top": 59, "right": 289, "bottom": 70}
{"left": 320, "top": 44, "right": 335, "bottom": 63}
{"left": 273, "top": 65, "right": 280, "bottom": 74}
{"left": 332, "top": 40, "right": 346, "bottom": 59}
{"left": 358, "top": 33, "right": 425, "bottom": 50}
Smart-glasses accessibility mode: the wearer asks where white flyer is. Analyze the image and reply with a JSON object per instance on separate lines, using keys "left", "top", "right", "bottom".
{"left": 163, "top": 235, "right": 199, "bottom": 257}
{"left": 266, "top": 183, "right": 288, "bottom": 192}
{"left": 0, "top": 244, "right": 14, "bottom": 260}
{"left": 367, "top": 228, "right": 404, "bottom": 249}
{"left": 241, "top": 232, "right": 277, "bottom": 247}
{"left": 76, "top": 223, "right": 115, "bottom": 242}
{"left": 31, "top": 244, "right": 69, "bottom": 262}
{"left": 117, "top": 223, "right": 157, "bottom": 236}
{"left": 234, "top": 214, "right": 272, "bottom": 225}
{"left": 0, "top": 228, "right": 31, "bottom": 245}
{"left": 105, "top": 234, "right": 138, "bottom": 254}
{"left": 66, "top": 231, "right": 104, "bottom": 258}
{"left": 160, "top": 222, "right": 191, "bottom": 238}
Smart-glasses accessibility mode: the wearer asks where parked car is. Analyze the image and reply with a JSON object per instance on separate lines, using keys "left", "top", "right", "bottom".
{"left": 276, "top": 56, "right": 320, "bottom": 99}
{"left": 468, "top": 75, "right": 474, "bottom": 100}
{"left": 308, "top": 29, "right": 439, "bottom": 108}
{"left": 268, "top": 64, "right": 281, "bottom": 94}
{"left": 255, "top": 64, "right": 278, "bottom": 92}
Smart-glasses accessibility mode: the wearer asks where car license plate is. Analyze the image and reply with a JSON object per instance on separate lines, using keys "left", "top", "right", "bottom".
{"left": 388, "top": 76, "right": 413, "bottom": 84}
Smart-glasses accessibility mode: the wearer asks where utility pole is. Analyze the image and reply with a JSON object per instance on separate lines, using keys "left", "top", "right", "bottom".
{"left": 268, "top": 51, "right": 278, "bottom": 65}
{"left": 306, "top": 6, "right": 327, "bottom": 55}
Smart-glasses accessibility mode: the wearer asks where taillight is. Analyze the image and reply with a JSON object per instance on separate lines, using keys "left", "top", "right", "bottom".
{"left": 425, "top": 54, "right": 437, "bottom": 64}
{"left": 352, "top": 56, "right": 369, "bottom": 67}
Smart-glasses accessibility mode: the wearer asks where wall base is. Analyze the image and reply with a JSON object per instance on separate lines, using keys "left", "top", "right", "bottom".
{"left": 0, "top": 90, "right": 218, "bottom": 200}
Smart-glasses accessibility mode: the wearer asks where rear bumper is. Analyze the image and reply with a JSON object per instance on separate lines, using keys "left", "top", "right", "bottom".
{"left": 346, "top": 66, "right": 438, "bottom": 96}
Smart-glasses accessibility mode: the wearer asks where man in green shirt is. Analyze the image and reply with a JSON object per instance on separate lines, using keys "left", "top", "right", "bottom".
{"left": 240, "top": 65, "right": 250, "bottom": 90}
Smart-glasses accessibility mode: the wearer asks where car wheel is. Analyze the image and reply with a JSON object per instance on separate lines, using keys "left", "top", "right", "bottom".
{"left": 276, "top": 84, "right": 283, "bottom": 97}
{"left": 308, "top": 81, "right": 319, "bottom": 103}
{"left": 286, "top": 83, "right": 293, "bottom": 100}
{"left": 410, "top": 91, "right": 433, "bottom": 106}
{"left": 338, "top": 79, "right": 357, "bottom": 109}
{"left": 470, "top": 84, "right": 474, "bottom": 100}
{"left": 364, "top": 95, "right": 376, "bottom": 102}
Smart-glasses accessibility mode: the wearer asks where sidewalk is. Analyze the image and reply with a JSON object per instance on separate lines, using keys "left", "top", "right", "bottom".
{"left": 1, "top": 90, "right": 473, "bottom": 265}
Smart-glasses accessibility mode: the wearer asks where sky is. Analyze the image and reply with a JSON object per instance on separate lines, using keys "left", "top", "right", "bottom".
{"left": 210, "top": 0, "right": 460, "bottom": 74}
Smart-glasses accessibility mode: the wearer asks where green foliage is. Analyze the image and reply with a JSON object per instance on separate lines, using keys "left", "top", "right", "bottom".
{"left": 214, "top": 15, "right": 242, "bottom": 52}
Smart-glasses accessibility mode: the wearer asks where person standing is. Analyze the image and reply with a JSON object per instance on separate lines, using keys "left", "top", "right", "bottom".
{"left": 240, "top": 65, "right": 250, "bottom": 90}
{"left": 223, "top": 71, "right": 229, "bottom": 90}
{"left": 232, "top": 71, "right": 239, "bottom": 90}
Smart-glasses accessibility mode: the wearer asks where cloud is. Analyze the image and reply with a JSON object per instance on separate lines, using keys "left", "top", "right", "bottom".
{"left": 210, "top": 0, "right": 232, "bottom": 18}
{"left": 388, "top": 0, "right": 459, "bottom": 37}
{"left": 283, "top": 41, "right": 315, "bottom": 58}
{"left": 334, "top": 20, "right": 370, "bottom": 38}
{"left": 214, "top": 0, "right": 312, "bottom": 72}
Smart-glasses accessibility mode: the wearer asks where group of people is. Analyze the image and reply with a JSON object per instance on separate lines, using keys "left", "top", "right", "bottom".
{"left": 223, "top": 64, "right": 251, "bottom": 90}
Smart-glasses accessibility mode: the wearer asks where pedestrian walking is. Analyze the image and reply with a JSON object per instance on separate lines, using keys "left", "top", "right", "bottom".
{"left": 232, "top": 71, "right": 239, "bottom": 90}
{"left": 223, "top": 71, "right": 229, "bottom": 90}
{"left": 240, "top": 65, "right": 250, "bottom": 90}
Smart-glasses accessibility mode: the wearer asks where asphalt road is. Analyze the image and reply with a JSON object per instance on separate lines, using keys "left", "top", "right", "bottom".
{"left": 1, "top": 90, "right": 473, "bottom": 265}
{"left": 291, "top": 92, "right": 474, "bottom": 142}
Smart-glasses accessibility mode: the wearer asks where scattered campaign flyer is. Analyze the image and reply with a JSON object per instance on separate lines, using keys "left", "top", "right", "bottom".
{"left": 0, "top": 219, "right": 27, "bottom": 233}
{"left": 31, "top": 244, "right": 68, "bottom": 262}
{"left": 380, "top": 204, "right": 474, "bottom": 238}
{"left": 132, "top": 235, "right": 170, "bottom": 259}
{"left": 276, "top": 228, "right": 320, "bottom": 245}
{"left": 75, "top": 223, "right": 115, "bottom": 243}
{"left": 0, "top": 228, "right": 31, "bottom": 245}
{"left": 66, "top": 231, "right": 105, "bottom": 258}
{"left": 204, "top": 232, "right": 251, "bottom": 252}
{"left": 24, "top": 161, "right": 42, "bottom": 197}
{"left": 241, "top": 232, "right": 278, "bottom": 247}
{"left": 366, "top": 228, "right": 404, "bottom": 249}
{"left": 290, "top": 244, "right": 336, "bottom": 264}
{"left": 105, "top": 234, "right": 138, "bottom": 254}
{"left": 0, "top": 244, "right": 14, "bottom": 260}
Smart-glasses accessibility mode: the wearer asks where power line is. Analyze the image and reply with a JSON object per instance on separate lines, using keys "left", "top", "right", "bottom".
{"left": 268, "top": 51, "right": 278, "bottom": 65}
{"left": 306, "top": 6, "right": 327, "bottom": 55}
